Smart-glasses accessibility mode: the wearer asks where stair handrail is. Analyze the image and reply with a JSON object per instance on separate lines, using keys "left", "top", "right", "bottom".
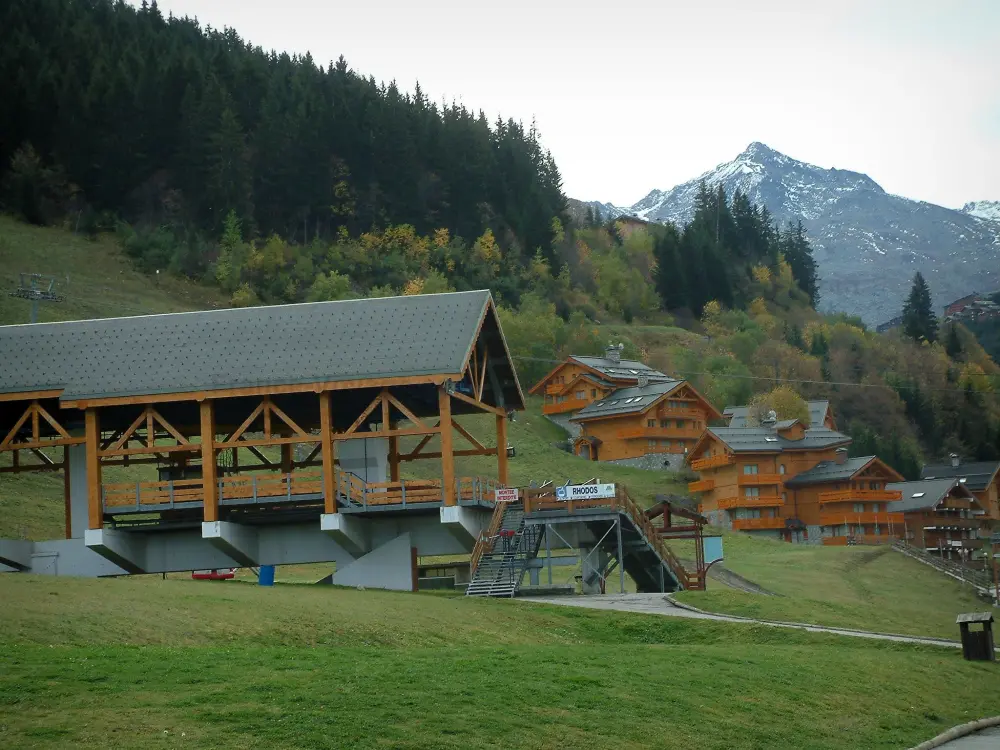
{"left": 471, "top": 497, "right": 510, "bottom": 574}
{"left": 616, "top": 486, "right": 700, "bottom": 590}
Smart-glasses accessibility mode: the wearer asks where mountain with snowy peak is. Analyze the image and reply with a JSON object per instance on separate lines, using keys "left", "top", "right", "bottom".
{"left": 597, "top": 143, "right": 1000, "bottom": 324}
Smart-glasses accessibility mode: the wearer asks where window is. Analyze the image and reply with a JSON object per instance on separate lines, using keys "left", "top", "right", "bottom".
{"left": 660, "top": 440, "right": 671, "bottom": 448}
{"left": 545, "top": 395, "right": 553, "bottom": 404}
{"left": 576, "top": 390, "right": 585, "bottom": 400}
{"left": 743, "top": 464, "right": 759, "bottom": 475}
{"left": 591, "top": 389, "right": 597, "bottom": 399}
{"left": 853, "top": 503, "right": 864, "bottom": 513}
{"left": 779, "top": 464, "right": 786, "bottom": 475}
{"left": 648, "top": 439, "right": 657, "bottom": 448}
{"left": 872, "top": 503, "right": 880, "bottom": 513}
{"left": 781, "top": 492, "right": 788, "bottom": 502}
{"left": 677, "top": 420, "right": 685, "bottom": 429}
{"left": 648, "top": 419, "right": 656, "bottom": 428}
{"left": 745, "top": 487, "right": 760, "bottom": 497}
{"left": 869, "top": 481, "right": 880, "bottom": 490}
{"left": 660, "top": 419, "right": 669, "bottom": 428}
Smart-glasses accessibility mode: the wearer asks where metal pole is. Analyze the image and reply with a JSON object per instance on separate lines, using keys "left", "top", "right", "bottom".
{"left": 546, "top": 523, "right": 552, "bottom": 585}
{"left": 616, "top": 518, "right": 625, "bottom": 593}
{"left": 31, "top": 298, "right": 38, "bottom": 324}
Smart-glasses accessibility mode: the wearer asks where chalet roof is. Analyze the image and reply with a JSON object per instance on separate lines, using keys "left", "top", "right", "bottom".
{"left": 704, "top": 425, "right": 851, "bottom": 454}
{"left": 724, "top": 400, "right": 830, "bottom": 428}
{"left": 783, "top": 456, "right": 877, "bottom": 487}
{"left": 570, "top": 380, "right": 685, "bottom": 421}
{"left": 568, "top": 355, "right": 673, "bottom": 383}
{"left": 886, "top": 478, "right": 977, "bottom": 513}
{"left": 0, "top": 290, "right": 524, "bottom": 407}
{"left": 920, "top": 461, "right": 1000, "bottom": 493}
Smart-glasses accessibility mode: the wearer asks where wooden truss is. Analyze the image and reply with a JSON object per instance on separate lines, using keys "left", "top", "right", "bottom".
{"left": 0, "top": 400, "right": 84, "bottom": 452}
{"left": 98, "top": 405, "right": 197, "bottom": 458}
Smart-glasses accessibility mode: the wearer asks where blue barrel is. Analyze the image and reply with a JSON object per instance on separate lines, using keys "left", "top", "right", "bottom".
{"left": 258, "top": 565, "right": 276, "bottom": 586}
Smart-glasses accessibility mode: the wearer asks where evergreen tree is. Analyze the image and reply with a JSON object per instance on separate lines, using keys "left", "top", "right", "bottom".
{"left": 945, "top": 323, "right": 963, "bottom": 358}
{"left": 901, "top": 272, "right": 938, "bottom": 343}
{"left": 781, "top": 221, "right": 819, "bottom": 305}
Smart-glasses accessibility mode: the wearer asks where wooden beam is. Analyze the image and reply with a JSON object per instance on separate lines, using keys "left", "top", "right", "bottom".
{"left": 85, "top": 409, "right": 102, "bottom": 530}
{"left": 453, "top": 420, "right": 486, "bottom": 451}
{"left": 35, "top": 401, "right": 72, "bottom": 440}
{"left": 449, "top": 389, "right": 504, "bottom": 416}
{"left": 332, "top": 426, "right": 440, "bottom": 441}
{"left": 496, "top": 414, "right": 509, "bottom": 486}
{"left": 439, "top": 386, "right": 456, "bottom": 506}
{"left": 381, "top": 388, "right": 391, "bottom": 432}
{"left": 344, "top": 392, "right": 383, "bottom": 436}
{"left": 215, "top": 435, "right": 320, "bottom": 449}
{"left": 150, "top": 407, "right": 193, "bottom": 445}
{"left": 0, "top": 405, "right": 33, "bottom": 451}
{"left": 200, "top": 400, "right": 218, "bottom": 523}
{"left": 280, "top": 444, "right": 293, "bottom": 474}
{"left": 99, "top": 444, "right": 200, "bottom": 458}
{"left": 320, "top": 391, "right": 336, "bottom": 514}
{"left": 107, "top": 409, "right": 149, "bottom": 453}
{"left": 229, "top": 401, "right": 265, "bottom": 444}
{"left": 398, "top": 448, "right": 496, "bottom": 461}
{"left": 268, "top": 400, "right": 310, "bottom": 438}
{"left": 389, "top": 435, "right": 400, "bottom": 481}
{"left": 477, "top": 348, "right": 489, "bottom": 404}
{"left": 245, "top": 445, "right": 276, "bottom": 468}
{"left": 0, "top": 389, "right": 63, "bottom": 403}
{"left": 62, "top": 374, "right": 457, "bottom": 409}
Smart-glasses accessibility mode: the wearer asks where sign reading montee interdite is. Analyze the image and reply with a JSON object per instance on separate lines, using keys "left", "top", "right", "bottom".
{"left": 555, "top": 483, "right": 616, "bottom": 501}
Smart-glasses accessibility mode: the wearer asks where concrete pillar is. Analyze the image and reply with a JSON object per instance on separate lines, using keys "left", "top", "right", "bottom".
{"left": 580, "top": 545, "right": 610, "bottom": 595}
{"left": 331, "top": 533, "right": 415, "bottom": 591}
{"left": 67, "top": 444, "right": 89, "bottom": 539}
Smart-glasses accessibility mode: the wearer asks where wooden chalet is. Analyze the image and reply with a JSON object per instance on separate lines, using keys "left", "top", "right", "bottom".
{"left": 0, "top": 291, "right": 523, "bottom": 577}
{"left": 686, "top": 415, "right": 903, "bottom": 543}
{"left": 887, "top": 478, "right": 990, "bottom": 559}
{"left": 528, "top": 345, "right": 673, "bottom": 417}
{"left": 570, "top": 380, "right": 721, "bottom": 464}
{"left": 921, "top": 456, "right": 1000, "bottom": 522}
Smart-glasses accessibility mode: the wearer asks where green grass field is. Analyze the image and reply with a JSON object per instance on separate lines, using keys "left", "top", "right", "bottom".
{"left": 2, "top": 574, "right": 1000, "bottom": 750}
{"left": 674, "top": 533, "right": 991, "bottom": 640}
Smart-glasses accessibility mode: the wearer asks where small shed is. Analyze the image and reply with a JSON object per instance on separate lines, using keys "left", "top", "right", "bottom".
{"left": 956, "top": 612, "right": 995, "bottom": 661}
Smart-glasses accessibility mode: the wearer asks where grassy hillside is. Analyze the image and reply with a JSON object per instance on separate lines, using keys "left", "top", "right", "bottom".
{"left": 674, "top": 533, "right": 989, "bottom": 639}
{"left": 0, "top": 217, "right": 226, "bottom": 326}
{"left": 2, "top": 574, "right": 1000, "bottom": 750}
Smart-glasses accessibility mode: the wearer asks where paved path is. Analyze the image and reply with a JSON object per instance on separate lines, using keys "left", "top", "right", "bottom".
{"left": 933, "top": 726, "right": 1000, "bottom": 749}
{"left": 518, "top": 593, "right": 960, "bottom": 648}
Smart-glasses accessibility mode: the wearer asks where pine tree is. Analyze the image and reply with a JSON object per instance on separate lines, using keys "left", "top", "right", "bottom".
{"left": 945, "top": 323, "right": 963, "bottom": 358}
{"left": 901, "top": 272, "right": 938, "bottom": 343}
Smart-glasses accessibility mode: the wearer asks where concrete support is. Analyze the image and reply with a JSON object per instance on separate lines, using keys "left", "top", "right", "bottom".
{"left": 0, "top": 539, "right": 33, "bottom": 570}
{"left": 85, "top": 527, "right": 146, "bottom": 574}
{"left": 202, "top": 521, "right": 259, "bottom": 567}
{"left": 581, "top": 545, "right": 611, "bottom": 595}
{"left": 67, "top": 444, "right": 89, "bottom": 539}
{"left": 440, "top": 505, "right": 483, "bottom": 549}
{"left": 331, "top": 533, "right": 415, "bottom": 591}
{"left": 321, "top": 513, "right": 368, "bottom": 558}
{"left": 337, "top": 438, "right": 388, "bottom": 484}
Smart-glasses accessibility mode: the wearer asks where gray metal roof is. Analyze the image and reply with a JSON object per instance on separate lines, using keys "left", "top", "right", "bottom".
{"left": 570, "top": 380, "right": 685, "bottom": 421}
{"left": 783, "top": 456, "right": 876, "bottom": 487}
{"left": 886, "top": 478, "right": 975, "bottom": 513}
{"left": 724, "top": 400, "right": 830, "bottom": 428}
{"left": 705, "top": 425, "right": 851, "bottom": 453}
{"left": 920, "top": 461, "right": 1000, "bottom": 492}
{"left": 0, "top": 290, "right": 523, "bottom": 405}
{"left": 569, "top": 355, "right": 673, "bottom": 383}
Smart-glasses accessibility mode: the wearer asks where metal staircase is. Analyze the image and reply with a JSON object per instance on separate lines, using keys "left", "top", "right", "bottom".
{"left": 466, "top": 501, "right": 543, "bottom": 597}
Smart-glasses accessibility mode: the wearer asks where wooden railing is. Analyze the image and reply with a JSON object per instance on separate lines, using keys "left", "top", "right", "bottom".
{"left": 731, "top": 517, "right": 786, "bottom": 530}
{"left": 658, "top": 407, "right": 704, "bottom": 419}
{"left": 690, "top": 454, "right": 733, "bottom": 471}
{"left": 687, "top": 479, "right": 715, "bottom": 493}
{"left": 103, "top": 478, "right": 204, "bottom": 508}
{"left": 470, "top": 493, "right": 512, "bottom": 574}
{"left": 817, "top": 489, "right": 902, "bottom": 505}
{"left": 819, "top": 511, "right": 905, "bottom": 526}
{"left": 219, "top": 471, "right": 324, "bottom": 501}
{"left": 616, "top": 426, "right": 704, "bottom": 440}
{"left": 718, "top": 495, "right": 784, "bottom": 510}
{"left": 737, "top": 473, "right": 782, "bottom": 486}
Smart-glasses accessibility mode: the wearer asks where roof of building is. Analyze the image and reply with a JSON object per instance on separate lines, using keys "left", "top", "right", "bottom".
{"left": 0, "top": 290, "right": 523, "bottom": 406}
{"left": 886, "top": 478, "right": 976, "bottom": 513}
{"left": 568, "top": 355, "right": 673, "bottom": 383}
{"left": 723, "top": 400, "right": 830, "bottom": 428}
{"left": 920, "top": 461, "right": 1000, "bottom": 492}
{"left": 702, "top": 425, "right": 851, "bottom": 454}
{"left": 570, "top": 380, "right": 685, "bottom": 421}
{"left": 783, "top": 456, "right": 877, "bottom": 487}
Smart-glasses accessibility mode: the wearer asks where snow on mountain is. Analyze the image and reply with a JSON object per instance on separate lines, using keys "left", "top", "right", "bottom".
{"left": 592, "top": 143, "right": 1000, "bottom": 324}
{"left": 962, "top": 200, "right": 1000, "bottom": 223}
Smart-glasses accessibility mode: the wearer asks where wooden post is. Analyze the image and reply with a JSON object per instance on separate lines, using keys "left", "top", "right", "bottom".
{"left": 496, "top": 413, "right": 509, "bottom": 486}
{"left": 200, "top": 400, "right": 218, "bottom": 523}
{"left": 63, "top": 445, "right": 72, "bottom": 539}
{"left": 320, "top": 391, "right": 336, "bottom": 514}
{"left": 389, "top": 435, "right": 400, "bottom": 482}
{"left": 439, "top": 386, "right": 456, "bottom": 506}
{"left": 280, "top": 443, "right": 293, "bottom": 474}
{"left": 85, "top": 408, "right": 102, "bottom": 530}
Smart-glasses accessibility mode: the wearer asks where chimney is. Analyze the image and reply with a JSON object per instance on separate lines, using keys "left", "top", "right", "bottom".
{"left": 606, "top": 343, "right": 623, "bottom": 364}
{"left": 637, "top": 374, "right": 649, "bottom": 388}
{"left": 761, "top": 409, "right": 777, "bottom": 428}
{"left": 950, "top": 453, "right": 960, "bottom": 468}
{"left": 835, "top": 447, "right": 848, "bottom": 465}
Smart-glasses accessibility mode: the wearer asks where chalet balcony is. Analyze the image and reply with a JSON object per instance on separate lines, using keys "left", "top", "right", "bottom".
{"left": 687, "top": 479, "right": 715, "bottom": 493}
{"left": 817, "top": 489, "right": 902, "bottom": 505}
{"left": 658, "top": 406, "right": 704, "bottom": 419}
{"left": 617, "top": 426, "right": 704, "bottom": 440}
{"left": 819, "top": 511, "right": 904, "bottom": 526}
{"left": 544, "top": 384, "right": 563, "bottom": 395}
{"left": 691, "top": 454, "right": 734, "bottom": 471}
{"left": 921, "top": 518, "right": 984, "bottom": 530}
{"left": 925, "top": 537, "right": 985, "bottom": 549}
{"left": 732, "top": 517, "right": 786, "bottom": 531}
{"left": 719, "top": 495, "right": 784, "bottom": 510}
{"left": 737, "top": 473, "right": 783, "bottom": 487}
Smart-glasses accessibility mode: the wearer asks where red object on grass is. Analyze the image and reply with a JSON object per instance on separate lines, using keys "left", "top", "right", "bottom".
{"left": 191, "top": 568, "right": 236, "bottom": 580}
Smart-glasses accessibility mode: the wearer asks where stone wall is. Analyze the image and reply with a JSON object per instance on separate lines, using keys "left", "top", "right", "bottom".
{"left": 544, "top": 412, "right": 581, "bottom": 438}
{"left": 606, "top": 452, "right": 686, "bottom": 472}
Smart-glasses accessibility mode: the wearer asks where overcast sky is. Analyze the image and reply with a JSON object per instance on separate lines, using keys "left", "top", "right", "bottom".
{"left": 140, "top": 0, "right": 999, "bottom": 209}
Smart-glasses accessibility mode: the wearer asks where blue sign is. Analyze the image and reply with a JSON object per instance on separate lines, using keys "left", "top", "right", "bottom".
{"left": 704, "top": 536, "right": 724, "bottom": 565}
{"left": 555, "top": 486, "right": 568, "bottom": 500}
